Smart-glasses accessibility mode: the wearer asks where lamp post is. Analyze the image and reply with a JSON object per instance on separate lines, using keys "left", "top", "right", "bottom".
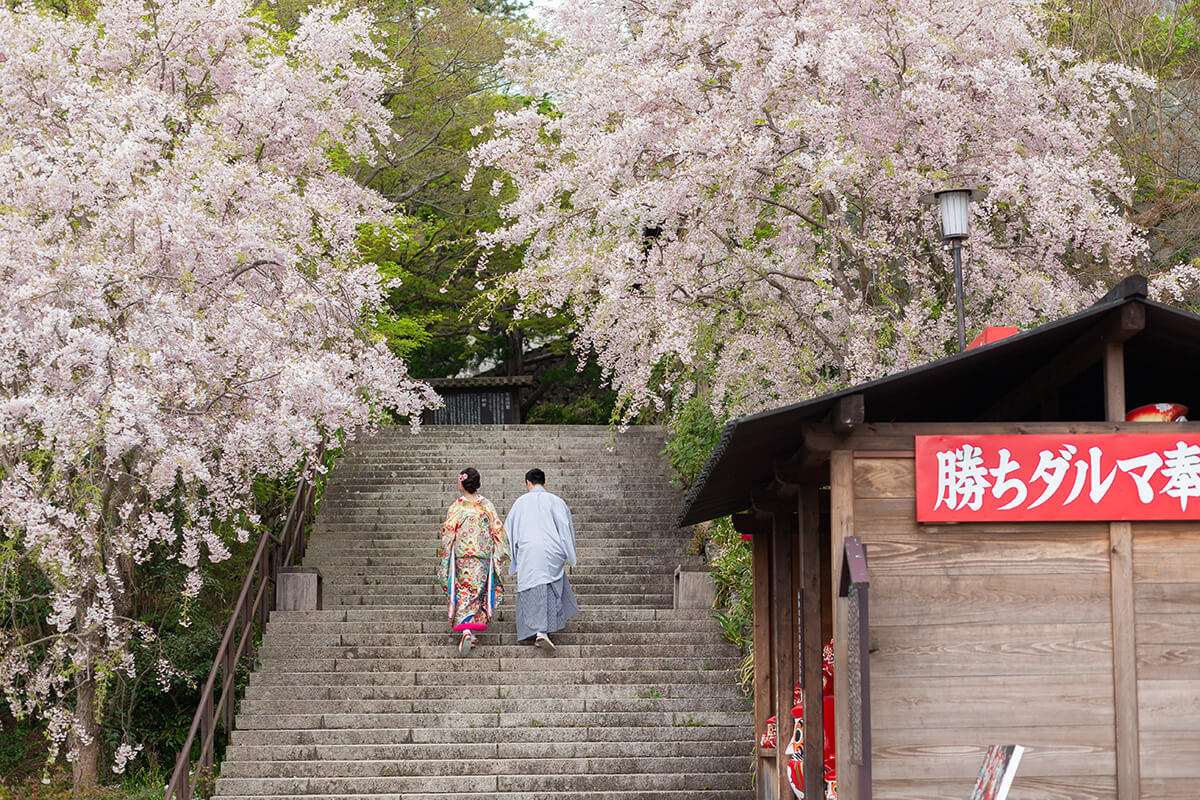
{"left": 919, "top": 187, "right": 987, "bottom": 351}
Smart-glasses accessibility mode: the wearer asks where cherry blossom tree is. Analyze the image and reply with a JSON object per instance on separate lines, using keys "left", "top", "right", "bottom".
{"left": 472, "top": 0, "right": 1194, "bottom": 420}
{"left": 0, "top": 0, "right": 434, "bottom": 786}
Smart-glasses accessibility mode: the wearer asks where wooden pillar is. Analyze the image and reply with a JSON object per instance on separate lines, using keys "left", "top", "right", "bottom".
{"left": 771, "top": 510, "right": 798, "bottom": 800}
{"left": 798, "top": 483, "right": 824, "bottom": 798}
{"left": 1105, "top": 339, "right": 1140, "bottom": 799}
{"left": 830, "top": 449, "right": 856, "bottom": 800}
{"left": 752, "top": 524, "right": 774, "bottom": 772}
{"left": 1104, "top": 341, "right": 1126, "bottom": 423}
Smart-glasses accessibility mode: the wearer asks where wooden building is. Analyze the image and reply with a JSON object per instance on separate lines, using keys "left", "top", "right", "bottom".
{"left": 422, "top": 376, "right": 533, "bottom": 425}
{"left": 677, "top": 277, "right": 1200, "bottom": 800}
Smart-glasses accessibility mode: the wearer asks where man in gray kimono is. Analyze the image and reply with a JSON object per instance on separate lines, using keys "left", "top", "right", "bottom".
{"left": 504, "top": 468, "right": 579, "bottom": 651}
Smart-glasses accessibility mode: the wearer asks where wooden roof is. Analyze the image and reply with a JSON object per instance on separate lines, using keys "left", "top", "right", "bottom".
{"left": 677, "top": 277, "right": 1200, "bottom": 526}
{"left": 426, "top": 376, "right": 534, "bottom": 389}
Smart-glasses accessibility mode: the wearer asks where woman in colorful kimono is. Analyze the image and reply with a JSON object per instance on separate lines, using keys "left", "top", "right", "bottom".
{"left": 438, "top": 467, "right": 510, "bottom": 656}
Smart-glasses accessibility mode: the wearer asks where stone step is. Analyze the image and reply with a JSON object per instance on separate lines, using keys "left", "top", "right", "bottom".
{"left": 237, "top": 696, "right": 750, "bottom": 716}
{"left": 232, "top": 710, "right": 752, "bottom": 731}
{"left": 220, "top": 754, "right": 750, "bottom": 778}
{"left": 213, "top": 425, "right": 751, "bottom": 800}
{"left": 242, "top": 682, "right": 747, "bottom": 702}
{"left": 259, "top": 632, "right": 727, "bottom": 647}
{"left": 319, "top": 596, "right": 672, "bottom": 608}
{"left": 254, "top": 643, "right": 737, "bottom": 661}
{"left": 265, "top": 608, "right": 715, "bottom": 622}
{"left": 252, "top": 656, "right": 742, "bottom": 674}
{"left": 215, "top": 772, "right": 748, "bottom": 795}
{"left": 247, "top": 668, "right": 742, "bottom": 688}
{"left": 228, "top": 723, "right": 748, "bottom": 746}
{"left": 223, "top": 739, "right": 751, "bottom": 762}
{"left": 261, "top": 620, "right": 723, "bottom": 635}
{"left": 216, "top": 792, "right": 748, "bottom": 800}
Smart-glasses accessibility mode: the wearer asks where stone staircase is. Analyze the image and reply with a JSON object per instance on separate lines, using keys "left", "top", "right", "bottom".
{"left": 214, "top": 425, "right": 755, "bottom": 800}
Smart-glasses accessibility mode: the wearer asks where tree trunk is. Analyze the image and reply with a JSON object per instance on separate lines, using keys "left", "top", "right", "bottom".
{"left": 507, "top": 328, "right": 524, "bottom": 377}
{"left": 72, "top": 669, "right": 101, "bottom": 794}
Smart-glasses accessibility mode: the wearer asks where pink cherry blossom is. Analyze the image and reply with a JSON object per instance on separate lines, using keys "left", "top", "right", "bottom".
{"left": 0, "top": 0, "right": 434, "bottom": 774}
{"left": 473, "top": 0, "right": 1192, "bottom": 420}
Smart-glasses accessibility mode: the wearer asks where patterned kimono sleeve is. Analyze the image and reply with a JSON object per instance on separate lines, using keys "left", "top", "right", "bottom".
{"left": 483, "top": 498, "right": 511, "bottom": 572}
{"left": 437, "top": 505, "right": 457, "bottom": 594}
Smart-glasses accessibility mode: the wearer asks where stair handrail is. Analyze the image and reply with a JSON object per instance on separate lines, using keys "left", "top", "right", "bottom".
{"left": 164, "top": 454, "right": 322, "bottom": 800}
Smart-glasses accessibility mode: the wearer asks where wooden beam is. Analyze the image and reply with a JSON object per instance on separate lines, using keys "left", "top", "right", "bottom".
{"left": 798, "top": 484, "right": 824, "bottom": 799}
{"left": 732, "top": 512, "right": 771, "bottom": 539}
{"left": 1109, "top": 520, "right": 1140, "bottom": 800}
{"left": 832, "top": 393, "right": 865, "bottom": 434}
{"left": 753, "top": 487, "right": 800, "bottom": 516}
{"left": 1104, "top": 340, "right": 1126, "bottom": 423}
{"left": 979, "top": 303, "right": 1144, "bottom": 421}
{"left": 829, "top": 450, "right": 856, "bottom": 800}
{"left": 752, "top": 525, "right": 774, "bottom": 782}
{"left": 1095, "top": 274, "right": 1148, "bottom": 304}
{"left": 772, "top": 459, "right": 829, "bottom": 487}
{"left": 771, "top": 511, "right": 798, "bottom": 800}
{"left": 801, "top": 420, "right": 1200, "bottom": 452}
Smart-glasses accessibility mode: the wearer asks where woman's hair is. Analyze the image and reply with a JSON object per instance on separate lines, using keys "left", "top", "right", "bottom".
{"left": 458, "top": 467, "right": 481, "bottom": 494}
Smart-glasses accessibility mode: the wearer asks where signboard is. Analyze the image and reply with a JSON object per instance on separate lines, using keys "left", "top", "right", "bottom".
{"left": 916, "top": 434, "right": 1200, "bottom": 522}
{"left": 425, "top": 389, "right": 516, "bottom": 425}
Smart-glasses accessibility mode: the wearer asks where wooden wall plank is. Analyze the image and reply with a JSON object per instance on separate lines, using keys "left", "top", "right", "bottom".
{"left": 853, "top": 458, "right": 914, "bottom": 499}
{"left": 1141, "top": 778, "right": 1197, "bottom": 798}
{"left": 857, "top": 530, "right": 1111, "bottom": 576}
{"left": 1135, "top": 582, "right": 1200, "bottom": 614}
{"left": 830, "top": 450, "right": 855, "bottom": 800}
{"left": 872, "top": 725, "right": 1113, "bottom": 780}
{"left": 870, "top": 622, "right": 1112, "bottom": 678}
{"left": 1136, "top": 644, "right": 1200, "bottom": 679}
{"left": 1134, "top": 529, "right": 1200, "bottom": 583}
{"left": 1140, "top": 730, "right": 1200, "bottom": 779}
{"left": 1141, "top": 778, "right": 1200, "bottom": 799}
{"left": 869, "top": 674, "right": 1114, "bottom": 730}
{"left": 876, "top": 776, "right": 1115, "bottom": 800}
{"left": 855, "top": 497, "right": 1110, "bottom": 538}
{"left": 1137, "top": 679, "right": 1200, "bottom": 730}
{"left": 870, "top": 573, "right": 1111, "bottom": 627}
{"left": 1136, "top": 613, "right": 1200, "bottom": 643}
{"left": 1109, "top": 520, "right": 1140, "bottom": 800}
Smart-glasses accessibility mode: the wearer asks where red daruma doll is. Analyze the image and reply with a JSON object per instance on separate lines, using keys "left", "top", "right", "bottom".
{"left": 786, "top": 642, "right": 838, "bottom": 800}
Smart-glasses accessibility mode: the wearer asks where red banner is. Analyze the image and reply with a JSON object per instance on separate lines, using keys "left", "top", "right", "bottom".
{"left": 915, "top": 434, "right": 1200, "bottom": 522}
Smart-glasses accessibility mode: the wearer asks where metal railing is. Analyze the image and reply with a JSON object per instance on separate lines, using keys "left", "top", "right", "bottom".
{"left": 165, "top": 458, "right": 321, "bottom": 800}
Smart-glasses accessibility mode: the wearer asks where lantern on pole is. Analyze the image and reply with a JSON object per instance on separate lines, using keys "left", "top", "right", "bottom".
{"left": 919, "top": 187, "right": 988, "bottom": 351}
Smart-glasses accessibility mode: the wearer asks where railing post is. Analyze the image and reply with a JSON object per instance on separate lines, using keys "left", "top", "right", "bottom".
{"left": 221, "top": 620, "right": 236, "bottom": 732}
{"left": 199, "top": 696, "right": 214, "bottom": 797}
{"left": 839, "top": 536, "right": 873, "bottom": 799}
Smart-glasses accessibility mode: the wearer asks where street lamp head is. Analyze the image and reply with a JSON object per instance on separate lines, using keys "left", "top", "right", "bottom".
{"left": 918, "top": 187, "right": 988, "bottom": 240}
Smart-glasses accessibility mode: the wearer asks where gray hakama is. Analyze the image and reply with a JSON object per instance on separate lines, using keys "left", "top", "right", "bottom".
{"left": 515, "top": 573, "right": 579, "bottom": 642}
